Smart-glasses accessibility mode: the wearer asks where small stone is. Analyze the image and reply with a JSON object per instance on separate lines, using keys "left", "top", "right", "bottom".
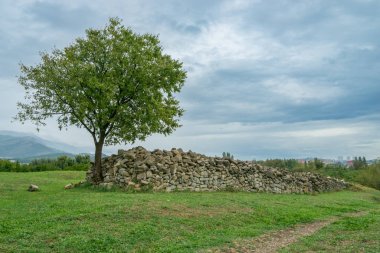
{"left": 28, "top": 184, "right": 39, "bottom": 192}
{"left": 141, "top": 180, "right": 149, "bottom": 185}
{"left": 64, "top": 183, "right": 74, "bottom": 190}
{"left": 171, "top": 154, "right": 182, "bottom": 162}
{"left": 137, "top": 172, "right": 146, "bottom": 180}
{"left": 144, "top": 156, "right": 155, "bottom": 166}
{"left": 125, "top": 151, "right": 136, "bottom": 160}
{"left": 74, "top": 181, "right": 85, "bottom": 187}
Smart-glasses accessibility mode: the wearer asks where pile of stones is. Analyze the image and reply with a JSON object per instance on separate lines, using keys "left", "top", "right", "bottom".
{"left": 86, "top": 146, "right": 348, "bottom": 193}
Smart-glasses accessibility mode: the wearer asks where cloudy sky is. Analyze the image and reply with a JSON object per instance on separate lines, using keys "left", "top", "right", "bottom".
{"left": 1, "top": 0, "right": 379, "bottom": 159}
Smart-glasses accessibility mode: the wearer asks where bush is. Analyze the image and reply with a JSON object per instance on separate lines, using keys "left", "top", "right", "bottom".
{"left": 355, "top": 164, "right": 380, "bottom": 190}
{"left": 258, "top": 159, "right": 301, "bottom": 170}
{"left": 0, "top": 155, "right": 91, "bottom": 172}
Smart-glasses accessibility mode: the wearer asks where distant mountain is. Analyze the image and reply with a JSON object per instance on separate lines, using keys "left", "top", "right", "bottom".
{"left": 0, "top": 130, "right": 112, "bottom": 162}
{"left": 0, "top": 130, "right": 79, "bottom": 160}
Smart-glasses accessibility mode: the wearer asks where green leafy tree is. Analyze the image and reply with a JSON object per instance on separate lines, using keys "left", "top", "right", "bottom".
{"left": 75, "top": 154, "right": 91, "bottom": 164}
{"left": 222, "top": 152, "right": 234, "bottom": 160}
{"left": 353, "top": 156, "right": 367, "bottom": 169}
{"left": 363, "top": 156, "right": 367, "bottom": 167}
{"left": 15, "top": 18, "right": 186, "bottom": 182}
{"left": 313, "top": 158, "right": 324, "bottom": 170}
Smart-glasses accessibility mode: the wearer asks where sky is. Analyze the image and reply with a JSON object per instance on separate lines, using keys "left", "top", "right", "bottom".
{"left": 0, "top": 0, "right": 379, "bottom": 160}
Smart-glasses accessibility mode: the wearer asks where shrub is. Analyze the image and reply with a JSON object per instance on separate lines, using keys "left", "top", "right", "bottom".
{"left": 355, "top": 164, "right": 380, "bottom": 190}
{"left": 0, "top": 155, "right": 91, "bottom": 172}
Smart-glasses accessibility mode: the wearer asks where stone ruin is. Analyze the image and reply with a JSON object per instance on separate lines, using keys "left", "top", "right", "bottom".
{"left": 86, "top": 146, "right": 349, "bottom": 193}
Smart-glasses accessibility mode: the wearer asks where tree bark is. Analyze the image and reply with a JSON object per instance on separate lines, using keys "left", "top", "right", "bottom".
{"left": 93, "top": 138, "right": 104, "bottom": 183}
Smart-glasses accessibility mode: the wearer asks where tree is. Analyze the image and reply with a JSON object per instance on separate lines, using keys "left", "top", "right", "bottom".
{"left": 313, "top": 158, "right": 324, "bottom": 170}
{"left": 75, "top": 154, "right": 91, "bottom": 164}
{"left": 222, "top": 152, "right": 234, "bottom": 160}
{"left": 363, "top": 156, "right": 367, "bottom": 167}
{"left": 353, "top": 156, "right": 367, "bottom": 169}
{"left": 15, "top": 18, "right": 186, "bottom": 183}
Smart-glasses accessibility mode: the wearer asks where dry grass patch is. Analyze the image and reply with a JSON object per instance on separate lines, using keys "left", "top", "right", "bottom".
{"left": 128, "top": 202, "right": 253, "bottom": 219}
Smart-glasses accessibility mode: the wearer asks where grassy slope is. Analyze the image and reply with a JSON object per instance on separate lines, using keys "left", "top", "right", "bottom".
{"left": 0, "top": 171, "right": 379, "bottom": 253}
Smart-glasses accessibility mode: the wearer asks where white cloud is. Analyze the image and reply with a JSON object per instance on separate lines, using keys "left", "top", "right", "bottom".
{"left": 263, "top": 76, "right": 344, "bottom": 104}
{"left": 279, "top": 127, "right": 357, "bottom": 138}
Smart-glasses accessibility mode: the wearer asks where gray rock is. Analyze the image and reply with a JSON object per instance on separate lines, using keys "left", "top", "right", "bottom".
{"left": 28, "top": 184, "right": 39, "bottom": 192}
{"left": 86, "top": 147, "right": 349, "bottom": 194}
{"left": 141, "top": 180, "right": 149, "bottom": 185}
{"left": 137, "top": 172, "right": 146, "bottom": 180}
{"left": 64, "top": 183, "right": 74, "bottom": 190}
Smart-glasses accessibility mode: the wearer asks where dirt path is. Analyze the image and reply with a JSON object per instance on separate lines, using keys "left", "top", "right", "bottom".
{"left": 202, "top": 211, "right": 367, "bottom": 253}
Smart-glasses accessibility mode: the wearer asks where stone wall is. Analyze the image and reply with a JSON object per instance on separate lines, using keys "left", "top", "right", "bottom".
{"left": 86, "top": 146, "right": 348, "bottom": 193}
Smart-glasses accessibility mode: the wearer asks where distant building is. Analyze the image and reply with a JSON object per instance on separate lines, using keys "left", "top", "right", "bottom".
{"left": 297, "top": 159, "right": 306, "bottom": 164}
{"left": 321, "top": 159, "right": 335, "bottom": 165}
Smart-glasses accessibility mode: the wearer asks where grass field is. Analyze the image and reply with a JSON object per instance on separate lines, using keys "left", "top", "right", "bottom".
{"left": 0, "top": 171, "right": 379, "bottom": 252}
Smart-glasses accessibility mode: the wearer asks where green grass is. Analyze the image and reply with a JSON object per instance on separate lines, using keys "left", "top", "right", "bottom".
{"left": 0, "top": 171, "right": 379, "bottom": 252}
{"left": 280, "top": 209, "right": 380, "bottom": 253}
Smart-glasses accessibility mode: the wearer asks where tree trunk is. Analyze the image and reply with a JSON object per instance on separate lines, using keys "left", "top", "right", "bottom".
{"left": 93, "top": 139, "right": 104, "bottom": 183}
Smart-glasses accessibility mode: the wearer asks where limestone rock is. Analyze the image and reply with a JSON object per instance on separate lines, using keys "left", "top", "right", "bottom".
{"left": 64, "top": 183, "right": 74, "bottom": 190}
{"left": 86, "top": 147, "right": 349, "bottom": 194}
{"left": 28, "top": 184, "right": 39, "bottom": 192}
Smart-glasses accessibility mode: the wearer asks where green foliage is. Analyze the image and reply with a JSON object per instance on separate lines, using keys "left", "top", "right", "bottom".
{"left": 16, "top": 17, "right": 186, "bottom": 145}
{"left": 356, "top": 164, "right": 380, "bottom": 190}
{"left": 319, "top": 164, "right": 360, "bottom": 182}
{"left": 15, "top": 17, "right": 186, "bottom": 180}
{"left": 313, "top": 158, "right": 324, "bottom": 170}
{"left": 222, "top": 152, "right": 234, "bottom": 160}
{"left": 308, "top": 164, "right": 380, "bottom": 190}
{"left": 0, "top": 160, "right": 21, "bottom": 172}
{"left": 353, "top": 156, "right": 368, "bottom": 169}
{"left": 0, "top": 154, "right": 90, "bottom": 172}
{"left": 258, "top": 159, "right": 302, "bottom": 170}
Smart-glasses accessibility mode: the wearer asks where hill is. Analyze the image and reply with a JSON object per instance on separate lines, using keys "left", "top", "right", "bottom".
{"left": 0, "top": 131, "right": 76, "bottom": 160}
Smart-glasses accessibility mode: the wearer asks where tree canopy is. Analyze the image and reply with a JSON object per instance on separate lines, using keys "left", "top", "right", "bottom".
{"left": 16, "top": 18, "right": 187, "bottom": 182}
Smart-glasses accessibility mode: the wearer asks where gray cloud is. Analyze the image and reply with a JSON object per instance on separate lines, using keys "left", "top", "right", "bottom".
{"left": 27, "top": 1, "right": 99, "bottom": 31}
{"left": 0, "top": 0, "right": 379, "bottom": 159}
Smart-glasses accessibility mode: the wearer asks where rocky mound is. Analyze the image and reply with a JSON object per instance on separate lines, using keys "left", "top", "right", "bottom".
{"left": 86, "top": 146, "right": 348, "bottom": 193}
